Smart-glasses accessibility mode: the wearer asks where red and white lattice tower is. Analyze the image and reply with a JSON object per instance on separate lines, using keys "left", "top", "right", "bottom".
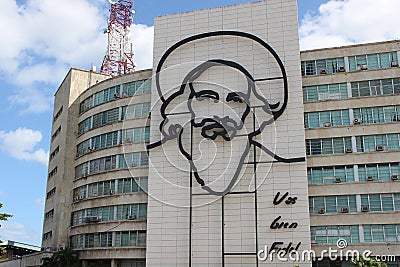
{"left": 100, "top": 0, "right": 135, "bottom": 76}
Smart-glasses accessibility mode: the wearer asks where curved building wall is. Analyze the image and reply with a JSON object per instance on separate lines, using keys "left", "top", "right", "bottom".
{"left": 42, "top": 69, "right": 152, "bottom": 266}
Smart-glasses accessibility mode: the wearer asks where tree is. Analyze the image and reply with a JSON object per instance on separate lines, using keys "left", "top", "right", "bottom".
{"left": 41, "top": 247, "right": 81, "bottom": 267}
{"left": 351, "top": 256, "right": 388, "bottom": 267}
{"left": 0, "top": 203, "right": 12, "bottom": 255}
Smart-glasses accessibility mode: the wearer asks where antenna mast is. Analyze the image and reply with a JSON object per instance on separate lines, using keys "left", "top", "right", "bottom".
{"left": 100, "top": 0, "right": 135, "bottom": 76}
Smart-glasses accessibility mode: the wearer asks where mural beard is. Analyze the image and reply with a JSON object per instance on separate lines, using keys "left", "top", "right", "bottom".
{"left": 179, "top": 118, "right": 251, "bottom": 196}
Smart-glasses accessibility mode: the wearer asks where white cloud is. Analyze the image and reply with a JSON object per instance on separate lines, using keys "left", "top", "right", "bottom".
{"left": 0, "top": 0, "right": 154, "bottom": 113}
{"left": 131, "top": 24, "right": 154, "bottom": 70}
{"left": 0, "top": 222, "right": 41, "bottom": 246}
{"left": 0, "top": 128, "right": 49, "bottom": 165}
{"left": 299, "top": 0, "right": 400, "bottom": 50}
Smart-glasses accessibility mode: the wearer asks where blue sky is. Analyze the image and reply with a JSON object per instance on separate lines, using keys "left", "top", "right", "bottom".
{"left": 0, "top": 0, "right": 399, "bottom": 246}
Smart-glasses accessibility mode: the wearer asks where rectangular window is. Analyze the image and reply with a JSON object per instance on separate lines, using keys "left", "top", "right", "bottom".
{"left": 51, "top": 126, "right": 61, "bottom": 142}
{"left": 53, "top": 106, "right": 63, "bottom": 123}
{"left": 349, "top": 52, "right": 398, "bottom": 71}
{"left": 301, "top": 58, "right": 345, "bottom": 76}
{"left": 49, "top": 146, "right": 60, "bottom": 161}
{"left": 304, "top": 110, "right": 350, "bottom": 129}
{"left": 311, "top": 226, "right": 359, "bottom": 244}
{"left": 306, "top": 137, "right": 351, "bottom": 155}
{"left": 303, "top": 83, "right": 348, "bottom": 103}
{"left": 308, "top": 166, "right": 354, "bottom": 184}
{"left": 122, "top": 80, "right": 151, "bottom": 97}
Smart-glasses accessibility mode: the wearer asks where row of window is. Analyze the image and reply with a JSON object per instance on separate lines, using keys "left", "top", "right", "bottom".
{"left": 53, "top": 106, "right": 63, "bottom": 123}
{"left": 46, "top": 187, "right": 56, "bottom": 199}
{"left": 76, "top": 127, "right": 150, "bottom": 157}
{"left": 348, "top": 52, "right": 398, "bottom": 72}
{"left": 51, "top": 126, "right": 61, "bottom": 142}
{"left": 45, "top": 209, "right": 54, "bottom": 219}
{"left": 311, "top": 224, "right": 400, "bottom": 244}
{"left": 309, "top": 193, "right": 400, "bottom": 214}
{"left": 303, "top": 78, "right": 400, "bottom": 103}
{"left": 308, "top": 163, "right": 400, "bottom": 184}
{"left": 78, "top": 103, "right": 150, "bottom": 135}
{"left": 301, "top": 51, "right": 398, "bottom": 77}
{"left": 48, "top": 166, "right": 58, "bottom": 179}
{"left": 306, "top": 134, "right": 400, "bottom": 156}
{"left": 356, "top": 134, "right": 400, "bottom": 152}
{"left": 49, "top": 146, "right": 60, "bottom": 161}
{"left": 75, "top": 152, "right": 148, "bottom": 179}
{"left": 71, "top": 203, "right": 147, "bottom": 226}
{"left": 304, "top": 105, "right": 400, "bottom": 129}
{"left": 73, "top": 177, "right": 148, "bottom": 201}
{"left": 79, "top": 80, "right": 151, "bottom": 114}
{"left": 70, "top": 231, "right": 146, "bottom": 249}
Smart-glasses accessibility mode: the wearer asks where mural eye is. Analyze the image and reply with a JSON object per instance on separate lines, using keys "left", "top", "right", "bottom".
{"left": 226, "top": 92, "right": 244, "bottom": 103}
{"left": 195, "top": 91, "right": 219, "bottom": 102}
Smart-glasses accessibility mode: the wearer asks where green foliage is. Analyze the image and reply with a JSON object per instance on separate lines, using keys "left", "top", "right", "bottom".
{"left": 351, "top": 256, "right": 388, "bottom": 267}
{"left": 41, "top": 247, "right": 81, "bottom": 267}
{"left": 0, "top": 203, "right": 12, "bottom": 255}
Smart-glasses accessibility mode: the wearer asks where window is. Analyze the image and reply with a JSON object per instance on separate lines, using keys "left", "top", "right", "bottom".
{"left": 51, "top": 126, "right": 61, "bottom": 142}
{"left": 119, "top": 152, "right": 149, "bottom": 168}
{"left": 306, "top": 137, "right": 352, "bottom": 156}
{"left": 351, "top": 78, "right": 400, "bottom": 98}
{"left": 116, "top": 203, "right": 147, "bottom": 221}
{"left": 356, "top": 134, "right": 400, "bottom": 152}
{"left": 301, "top": 57, "right": 345, "bottom": 76}
{"left": 363, "top": 224, "right": 400, "bottom": 243}
{"left": 358, "top": 163, "right": 400, "bottom": 182}
{"left": 354, "top": 105, "right": 400, "bottom": 124}
{"left": 303, "top": 83, "right": 348, "bottom": 103}
{"left": 304, "top": 110, "right": 350, "bottom": 128}
{"left": 310, "top": 195, "right": 357, "bottom": 214}
{"left": 43, "top": 231, "right": 53, "bottom": 240}
{"left": 361, "top": 194, "right": 400, "bottom": 212}
{"left": 115, "top": 231, "right": 146, "bottom": 247}
{"left": 53, "top": 106, "right": 63, "bottom": 123}
{"left": 49, "top": 146, "right": 60, "bottom": 161}
{"left": 71, "top": 233, "right": 112, "bottom": 249}
{"left": 118, "top": 260, "right": 146, "bottom": 267}
{"left": 46, "top": 188, "right": 56, "bottom": 199}
{"left": 77, "top": 131, "right": 120, "bottom": 157}
{"left": 78, "top": 107, "right": 123, "bottom": 135}
{"left": 349, "top": 52, "right": 398, "bottom": 71}
{"left": 79, "top": 86, "right": 121, "bottom": 114}
{"left": 311, "top": 225, "right": 359, "bottom": 244}
{"left": 122, "top": 103, "right": 151, "bottom": 120}
{"left": 308, "top": 166, "right": 354, "bottom": 184}
{"left": 122, "top": 127, "right": 150, "bottom": 143}
{"left": 48, "top": 166, "right": 58, "bottom": 179}
{"left": 45, "top": 209, "right": 54, "bottom": 219}
{"left": 122, "top": 80, "right": 151, "bottom": 97}
{"left": 89, "top": 155, "right": 117, "bottom": 175}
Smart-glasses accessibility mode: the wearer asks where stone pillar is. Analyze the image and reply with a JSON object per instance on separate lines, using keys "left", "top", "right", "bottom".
{"left": 111, "top": 259, "right": 117, "bottom": 267}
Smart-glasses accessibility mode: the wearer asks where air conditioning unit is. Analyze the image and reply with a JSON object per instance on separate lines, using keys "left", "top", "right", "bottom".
{"left": 320, "top": 69, "right": 327, "bottom": 74}
{"left": 74, "top": 196, "right": 79, "bottom": 202}
{"left": 361, "top": 206, "right": 369, "bottom": 212}
{"left": 360, "top": 64, "right": 368, "bottom": 70}
{"left": 376, "top": 145, "right": 384, "bottom": 151}
{"left": 341, "top": 207, "right": 349, "bottom": 213}
{"left": 338, "top": 66, "right": 346, "bottom": 72}
{"left": 88, "top": 147, "right": 95, "bottom": 152}
{"left": 335, "top": 177, "right": 342, "bottom": 183}
{"left": 391, "top": 174, "right": 399, "bottom": 181}
{"left": 109, "top": 189, "right": 115, "bottom": 195}
{"left": 391, "top": 61, "right": 399, "bottom": 67}
{"left": 318, "top": 208, "right": 325, "bottom": 214}
{"left": 353, "top": 118, "right": 362, "bottom": 125}
{"left": 92, "top": 192, "right": 98, "bottom": 197}
{"left": 345, "top": 148, "right": 353, "bottom": 153}
{"left": 128, "top": 215, "right": 137, "bottom": 220}
{"left": 311, "top": 240, "right": 318, "bottom": 245}
{"left": 367, "top": 176, "right": 374, "bottom": 181}
{"left": 84, "top": 216, "right": 101, "bottom": 223}
{"left": 114, "top": 93, "right": 120, "bottom": 99}
{"left": 125, "top": 138, "right": 133, "bottom": 144}
{"left": 393, "top": 115, "right": 400, "bottom": 122}
{"left": 79, "top": 195, "right": 84, "bottom": 200}
{"left": 58, "top": 246, "right": 65, "bottom": 251}
{"left": 323, "top": 121, "right": 332, "bottom": 127}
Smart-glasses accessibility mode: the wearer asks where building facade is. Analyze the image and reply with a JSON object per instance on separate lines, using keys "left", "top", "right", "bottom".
{"left": 39, "top": 1, "right": 400, "bottom": 267}
{"left": 302, "top": 41, "right": 400, "bottom": 267}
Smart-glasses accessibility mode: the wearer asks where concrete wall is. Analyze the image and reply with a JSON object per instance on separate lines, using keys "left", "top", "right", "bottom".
{"left": 147, "top": 0, "right": 311, "bottom": 266}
